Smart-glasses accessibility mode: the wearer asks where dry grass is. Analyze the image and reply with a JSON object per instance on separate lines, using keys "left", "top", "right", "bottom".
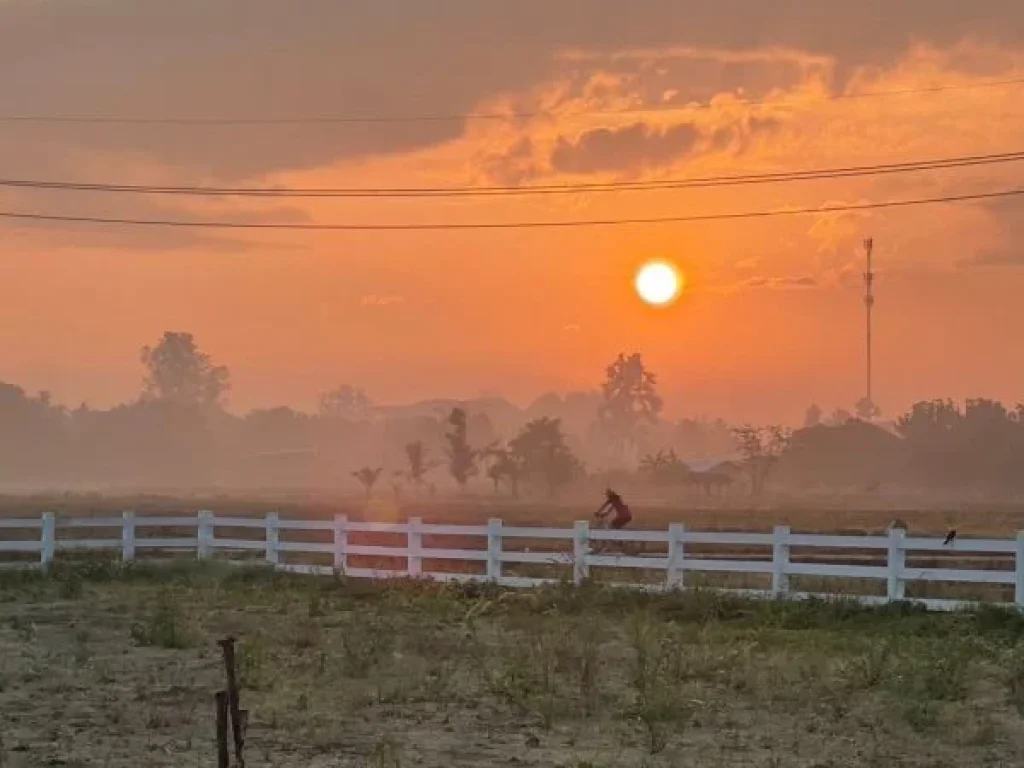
{"left": 3, "top": 560, "right": 1024, "bottom": 766}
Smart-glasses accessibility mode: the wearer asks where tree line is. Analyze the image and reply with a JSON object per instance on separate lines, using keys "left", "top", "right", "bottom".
{"left": 2, "top": 330, "right": 1023, "bottom": 495}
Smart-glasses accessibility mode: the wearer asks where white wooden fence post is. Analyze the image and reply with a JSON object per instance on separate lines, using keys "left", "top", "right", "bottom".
{"left": 772, "top": 525, "right": 790, "bottom": 598}
{"left": 265, "top": 512, "right": 280, "bottom": 567}
{"left": 486, "top": 518, "right": 503, "bottom": 583}
{"left": 40, "top": 511, "right": 55, "bottom": 569}
{"left": 197, "top": 510, "right": 213, "bottom": 561}
{"left": 121, "top": 510, "right": 136, "bottom": 562}
{"left": 408, "top": 517, "right": 423, "bottom": 578}
{"left": 1015, "top": 531, "right": 1024, "bottom": 609}
{"left": 573, "top": 520, "right": 590, "bottom": 585}
{"left": 333, "top": 514, "right": 348, "bottom": 575}
{"left": 887, "top": 526, "right": 906, "bottom": 601}
{"left": 667, "top": 523, "right": 685, "bottom": 591}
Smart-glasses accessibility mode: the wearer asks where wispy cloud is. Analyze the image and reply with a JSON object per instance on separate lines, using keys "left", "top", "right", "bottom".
{"left": 360, "top": 294, "right": 406, "bottom": 307}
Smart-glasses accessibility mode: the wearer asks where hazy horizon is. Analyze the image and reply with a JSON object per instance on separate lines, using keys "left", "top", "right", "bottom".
{"left": 3, "top": 2, "right": 1024, "bottom": 424}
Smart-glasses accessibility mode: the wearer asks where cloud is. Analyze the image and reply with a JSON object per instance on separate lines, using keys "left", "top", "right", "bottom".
{"left": 360, "top": 294, "right": 406, "bottom": 307}
{"left": 2, "top": 0, "right": 1022, "bottom": 183}
{"left": 743, "top": 275, "right": 819, "bottom": 289}
{"left": 550, "top": 122, "right": 700, "bottom": 175}
{"left": 958, "top": 197, "right": 1024, "bottom": 269}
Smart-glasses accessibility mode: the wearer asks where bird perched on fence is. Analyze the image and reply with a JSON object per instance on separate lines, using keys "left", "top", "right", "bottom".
{"left": 943, "top": 529, "right": 957, "bottom": 546}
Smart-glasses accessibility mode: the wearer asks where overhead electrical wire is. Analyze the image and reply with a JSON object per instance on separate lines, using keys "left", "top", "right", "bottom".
{"left": 1, "top": 76, "right": 1022, "bottom": 126}
{"left": 2, "top": 149, "right": 1023, "bottom": 198}
{"left": 1, "top": 187, "right": 1020, "bottom": 231}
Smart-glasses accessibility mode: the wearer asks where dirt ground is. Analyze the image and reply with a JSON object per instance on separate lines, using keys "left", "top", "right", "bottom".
{"left": 3, "top": 563, "right": 1024, "bottom": 767}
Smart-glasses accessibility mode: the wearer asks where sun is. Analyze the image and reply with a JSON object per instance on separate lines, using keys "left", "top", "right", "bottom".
{"left": 635, "top": 260, "right": 683, "bottom": 306}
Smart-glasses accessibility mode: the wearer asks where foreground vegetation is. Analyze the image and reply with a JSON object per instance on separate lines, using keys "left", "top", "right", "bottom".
{"left": 4, "top": 562, "right": 1024, "bottom": 767}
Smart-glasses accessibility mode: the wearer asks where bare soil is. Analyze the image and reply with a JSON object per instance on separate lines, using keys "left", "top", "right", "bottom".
{"left": 3, "top": 564, "right": 1024, "bottom": 767}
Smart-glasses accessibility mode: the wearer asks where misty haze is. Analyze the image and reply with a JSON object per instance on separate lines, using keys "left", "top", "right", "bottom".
{"left": 3, "top": 3, "right": 1024, "bottom": 767}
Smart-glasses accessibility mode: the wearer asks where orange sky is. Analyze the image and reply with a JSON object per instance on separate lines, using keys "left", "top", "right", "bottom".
{"left": 2, "top": 3, "right": 1024, "bottom": 424}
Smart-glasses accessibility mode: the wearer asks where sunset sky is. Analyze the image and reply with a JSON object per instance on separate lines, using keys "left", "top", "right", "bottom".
{"left": 2, "top": 1, "right": 1024, "bottom": 424}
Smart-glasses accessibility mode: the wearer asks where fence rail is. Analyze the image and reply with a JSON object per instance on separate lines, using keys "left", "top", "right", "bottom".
{"left": 2, "top": 511, "right": 1023, "bottom": 611}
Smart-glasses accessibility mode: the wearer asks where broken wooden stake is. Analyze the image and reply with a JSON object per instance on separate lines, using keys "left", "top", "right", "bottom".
{"left": 215, "top": 691, "right": 229, "bottom": 768}
{"left": 218, "top": 635, "right": 246, "bottom": 768}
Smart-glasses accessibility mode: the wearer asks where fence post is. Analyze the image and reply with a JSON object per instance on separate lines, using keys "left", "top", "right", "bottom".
{"left": 887, "top": 526, "right": 906, "bottom": 601}
{"left": 486, "top": 518, "right": 503, "bottom": 583}
{"left": 1015, "top": 531, "right": 1024, "bottom": 609}
{"left": 40, "top": 511, "right": 55, "bottom": 569}
{"left": 573, "top": 520, "right": 590, "bottom": 586}
{"left": 197, "top": 510, "right": 214, "bottom": 561}
{"left": 772, "top": 526, "right": 790, "bottom": 598}
{"left": 121, "top": 510, "right": 136, "bottom": 562}
{"left": 333, "top": 514, "right": 348, "bottom": 575}
{"left": 407, "top": 517, "right": 423, "bottom": 578}
{"left": 265, "top": 512, "right": 280, "bottom": 567}
{"left": 666, "top": 523, "right": 685, "bottom": 591}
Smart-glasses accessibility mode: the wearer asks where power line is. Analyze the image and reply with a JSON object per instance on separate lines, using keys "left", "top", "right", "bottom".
{"left": 4, "top": 150, "right": 1023, "bottom": 198}
{"left": 2, "top": 77, "right": 1022, "bottom": 126}
{"left": 1, "top": 187, "right": 1020, "bottom": 231}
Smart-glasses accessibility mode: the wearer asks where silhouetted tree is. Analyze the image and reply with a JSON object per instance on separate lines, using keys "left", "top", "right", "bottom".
{"left": 508, "top": 417, "right": 581, "bottom": 497}
{"left": 830, "top": 408, "right": 853, "bottom": 425}
{"left": 855, "top": 396, "right": 881, "bottom": 421}
{"left": 897, "top": 398, "right": 1024, "bottom": 487}
{"left": 445, "top": 408, "right": 478, "bottom": 487}
{"left": 804, "top": 403, "right": 823, "bottom": 428}
{"left": 732, "top": 425, "right": 791, "bottom": 496}
{"left": 319, "top": 385, "right": 373, "bottom": 420}
{"left": 597, "top": 352, "right": 662, "bottom": 462}
{"left": 483, "top": 443, "right": 524, "bottom": 496}
{"left": 404, "top": 440, "right": 437, "bottom": 487}
{"left": 639, "top": 448, "right": 690, "bottom": 486}
{"left": 140, "top": 332, "right": 229, "bottom": 408}
{"left": 352, "top": 466, "right": 383, "bottom": 498}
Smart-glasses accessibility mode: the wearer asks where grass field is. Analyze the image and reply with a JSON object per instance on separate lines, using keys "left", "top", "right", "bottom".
{"left": 4, "top": 561, "right": 1024, "bottom": 767}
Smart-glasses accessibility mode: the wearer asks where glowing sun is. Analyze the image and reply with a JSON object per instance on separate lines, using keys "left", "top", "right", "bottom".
{"left": 635, "top": 261, "right": 683, "bottom": 306}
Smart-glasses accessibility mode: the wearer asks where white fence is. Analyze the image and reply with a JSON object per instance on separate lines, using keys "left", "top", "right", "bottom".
{"left": 2, "top": 511, "right": 1024, "bottom": 611}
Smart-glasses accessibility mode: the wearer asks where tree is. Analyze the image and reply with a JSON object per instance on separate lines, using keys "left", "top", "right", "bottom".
{"left": 830, "top": 408, "right": 853, "bottom": 425}
{"left": 352, "top": 466, "right": 383, "bottom": 497}
{"left": 404, "top": 440, "right": 438, "bottom": 487}
{"left": 482, "top": 443, "right": 524, "bottom": 496}
{"left": 508, "top": 417, "right": 582, "bottom": 496}
{"left": 804, "top": 403, "right": 823, "bottom": 428}
{"left": 597, "top": 352, "right": 663, "bottom": 460}
{"left": 854, "top": 397, "right": 881, "bottom": 421}
{"left": 732, "top": 425, "right": 791, "bottom": 496}
{"left": 318, "top": 385, "right": 373, "bottom": 420}
{"left": 445, "top": 408, "right": 478, "bottom": 487}
{"left": 140, "top": 332, "right": 229, "bottom": 408}
{"left": 639, "top": 448, "right": 690, "bottom": 486}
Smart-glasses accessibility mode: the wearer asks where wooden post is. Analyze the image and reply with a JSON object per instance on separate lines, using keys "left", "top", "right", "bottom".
{"left": 40, "top": 511, "right": 55, "bottom": 569}
{"left": 486, "top": 518, "right": 503, "bottom": 583}
{"left": 666, "top": 523, "right": 685, "bottom": 591}
{"left": 121, "top": 510, "right": 136, "bottom": 562}
{"left": 772, "top": 526, "right": 790, "bottom": 598}
{"left": 407, "top": 517, "right": 423, "bottom": 578}
{"left": 573, "top": 520, "right": 590, "bottom": 586}
{"left": 333, "top": 514, "right": 348, "bottom": 575}
{"left": 197, "top": 510, "right": 214, "bottom": 561}
{"left": 215, "top": 690, "right": 230, "bottom": 768}
{"left": 265, "top": 512, "right": 280, "bottom": 567}
{"left": 218, "top": 636, "right": 245, "bottom": 768}
{"left": 1015, "top": 531, "right": 1024, "bottom": 609}
{"left": 887, "top": 526, "right": 906, "bottom": 602}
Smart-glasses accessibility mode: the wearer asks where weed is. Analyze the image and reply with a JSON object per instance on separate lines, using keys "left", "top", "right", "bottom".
{"left": 129, "top": 591, "right": 195, "bottom": 649}
{"left": 237, "top": 635, "right": 273, "bottom": 691}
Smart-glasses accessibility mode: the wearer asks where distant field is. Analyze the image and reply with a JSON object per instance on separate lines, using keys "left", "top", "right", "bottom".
{"left": 3, "top": 563, "right": 1024, "bottom": 767}
{"left": 3, "top": 492, "right": 1024, "bottom": 535}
